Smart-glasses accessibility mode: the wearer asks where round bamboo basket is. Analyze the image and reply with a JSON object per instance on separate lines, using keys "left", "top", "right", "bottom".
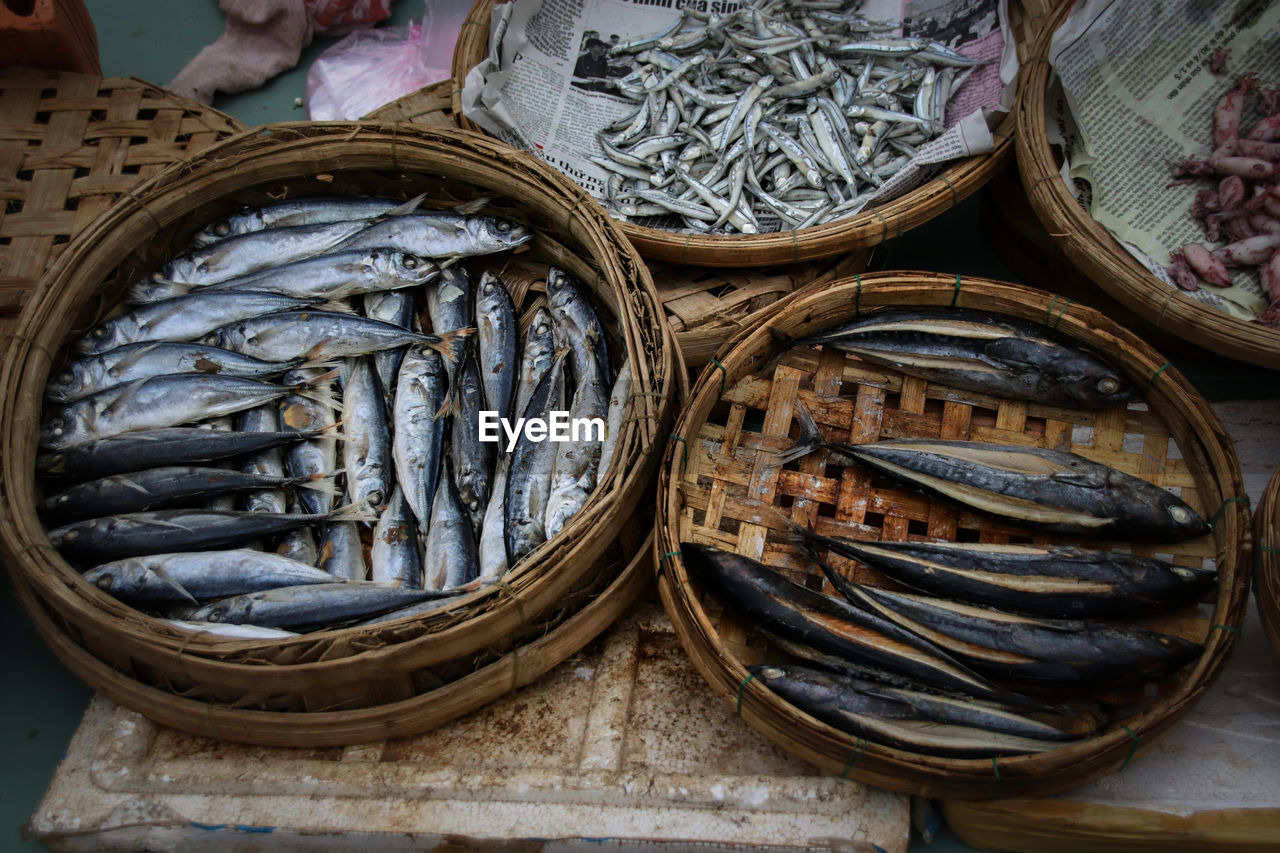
{"left": 656, "top": 272, "right": 1250, "bottom": 799}
{"left": 1256, "top": 465, "right": 1280, "bottom": 663}
{"left": 1014, "top": 3, "right": 1280, "bottom": 371}
{"left": 450, "top": 0, "right": 1056, "bottom": 267}
{"left": 0, "top": 122, "right": 681, "bottom": 744}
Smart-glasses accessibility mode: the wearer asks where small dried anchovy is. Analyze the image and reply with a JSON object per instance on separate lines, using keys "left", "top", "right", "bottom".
{"left": 598, "top": 0, "right": 988, "bottom": 235}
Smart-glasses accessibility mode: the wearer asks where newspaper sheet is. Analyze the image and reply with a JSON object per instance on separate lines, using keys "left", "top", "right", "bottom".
{"left": 1048, "top": 0, "right": 1280, "bottom": 322}
{"left": 461, "top": 0, "right": 1018, "bottom": 232}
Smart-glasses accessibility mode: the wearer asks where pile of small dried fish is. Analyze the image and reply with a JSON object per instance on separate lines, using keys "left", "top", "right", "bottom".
{"left": 1167, "top": 69, "right": 1280, "bottom": 326}
{"left": 594, "top": 0, "right": 987, "bottom": 234}
{"left": 38, "top": 195, "right": 631, "bottom": 636}
{"left": 678, "top": 311, "right": 1216, "bottom": 758}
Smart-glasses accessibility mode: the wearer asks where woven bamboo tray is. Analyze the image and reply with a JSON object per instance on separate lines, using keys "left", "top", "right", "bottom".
{"left": 0, "top": 122, "right": 681, "bottom": 745}
{"left": 0, "top": 67, "right": 244, "bottom": 341}
{"left": 450, "top": 0, "right": 1056, "bottom": 267}
{"left": 1256, "top": 466, "right": 1280, "bottom": 663}
{"left": 1014, "top": 3, "right": 1280, "bottom": 371}
{"left": 656, "top": 272, "right": 1250, "bottom": 799}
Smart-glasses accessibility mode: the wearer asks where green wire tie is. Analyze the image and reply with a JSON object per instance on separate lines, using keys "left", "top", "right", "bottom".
{"left": 710, "top": 356, "right": 728, "bottom": 398}
{"left": 993, "top": 129, "right": 1015, "bottom": 142}
{"left": 683, "top": 233, "right": 693, "bottom": 265}
{"left": 989, "top": 757, "right": 1002, "bottom": 797}
{"left": 869, "top": 206, "right": 890, "bottom": 243}
{"left": 1031, "top": 173, "right": 1063, "bottom": 195}
{"left": 937, "top": 174, "right": 959, "bottom": 208}
{"left": 950, "top": 273, "right": 963, "bottom": 307}
{"left": 1211, "top": 624, "right": 1241, "bottom": 637}
{"left": 736, "top": 672, "right": 756, "bottom": 716}
{"left": 1045, "top": 296, "right": 1071, "bottom": 329}
{"left": 854, "top": 273, "right": 863, "bottom": 318}
{"left": 1143, "top": 361, "right": 1172, "bottom": 392}
{"left": 1211, "top": 496, "right": 1250, "bottom": 527}
{"left": 460, "top": 18, "right": 486, "bottom": 30}
{"left": 1120, "top": 725, "right": 1141, "bottom": 771}
{"left": 493, "top": 580, "right": 528, "bottom": 625}
{"left": 792, "top": 229, "right": 801, "bottom": 263}
{"left": 669, "top": 433, "right": 688, "bottom": 467}
{"left": 658, "top": 549, "right": 682, "bottom": 578}
{"left": 840, "top": 739, "right": 868, "bottom": 778}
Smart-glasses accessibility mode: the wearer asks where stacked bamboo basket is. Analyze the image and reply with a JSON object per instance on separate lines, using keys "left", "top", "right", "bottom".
{"left": 0, "top": 122, "right": 681, "bottom": 746}
{"left": 657, "top": 272, "right": 1251, "bottom": 799}
{"left": 1015, "top": 2, "right": 1280, "bottom": 372}
{"left": 1257, "top": 466, "right": 1280, "bottom": 662}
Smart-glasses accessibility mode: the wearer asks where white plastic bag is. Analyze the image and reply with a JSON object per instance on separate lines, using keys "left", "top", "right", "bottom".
{"left": 305, "top": 20, "right": 448, "bottom": 120}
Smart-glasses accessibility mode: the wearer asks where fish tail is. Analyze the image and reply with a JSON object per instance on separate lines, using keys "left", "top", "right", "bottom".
{"left": 320, "top": 300, "right": 358, "bottom": 315}
{"left": 328, "top": 500, "right": 379, "bottom": 525}
{"left": 770, "top": 398, "right": 825, "bottom": 466}
{"left": 426, "top": 327, "right": 475, "bottom": 364}
{"left": 297, "top": 472, "right": 338, "bottom": 497}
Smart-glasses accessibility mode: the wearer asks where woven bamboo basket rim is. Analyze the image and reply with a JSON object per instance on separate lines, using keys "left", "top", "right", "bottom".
{"left": 447, "top": 0, "right": 1061, "bottom": 267}
{"left": 363, "top": 78, "right": 458, "bottom": 126}
{"left": 1255, "top": 465, "right": 1280, "bottom": 663}
{"left": 13, "top": 525, "right": 655, "bottom": 747}
{"left": 0, "top": 67, "right": 246, "bottom": 334}
{"left": 0, "top": 123, "right": 680, "bottom": 696}
{"left": 656, "top": 271, "right": 1250, "bottom": 800}
{"left": 1013, "top": 3, "right": 1280, "bottom": 371}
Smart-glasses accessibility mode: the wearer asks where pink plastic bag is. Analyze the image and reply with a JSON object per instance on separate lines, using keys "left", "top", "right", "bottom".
{"left": 304, "top": 0, "right": 470, "bottom": 120}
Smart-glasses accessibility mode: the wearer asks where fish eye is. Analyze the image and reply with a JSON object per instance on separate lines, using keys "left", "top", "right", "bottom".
{"left": 62, "top": 529, "right": 78, "bottom": 541}
{"left": 368, "top": 490, "right": 384, "bottom": 507}
{"left": 94, "top": 573, "right": 114, "bottom": 589}
{"left": 1169, "top": 505, "right": 1191, "bottom": 524}
{"left": 1097, "top": 376, "right": 1121, "bottom": 396}
{"left": 403, "top": 256, "right": 418, "bottom": 268}
{"left": 760, "top": 666, "right": 784, "bottom": 679}
{"left": 206, "top": 606, "right": 228, "bottom": 622}
{"left": 213, "top": 221, "right": 231, "bottom": 237}
{"left": 496, "top": 221, "right": 511, "bottom": 233}
{"left": 57, "top": 371, "right": 74, "bottom": 384}
{"left": 91, "top": 327, "right": 107, "bottom": 339}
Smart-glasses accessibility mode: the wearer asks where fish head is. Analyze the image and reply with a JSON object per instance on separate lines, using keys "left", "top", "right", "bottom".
{"left": 374, "top": 250, "right": 437, "bottom": 285}
{"left": 1163, "top": 499, "right": 1212, "bottom": 539}
{"left": 189, "top": 208, "right": 262, "bottom": 247}
{"left": 468, "top": 216, "right": 532, "bottom": 253}
{"left": 75, "top": 318, "right": 130, "bottom": 355}
{"left": 125, "top": 273, "right": 190, "bottom": 304}
{"left": 44, "top": 364, "right": 91, "bottom": 404}
{"left": 82, "top": 561, "right": 145, "bottom": 597}
{"left": 1062, "top": 366, "right": 1134, "bottom": 408}
{"left": 39, "top": 411, "right": 81, "bottom": 450}
{"left": 189, "top": 601, "right": 232, "bottom": 623}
